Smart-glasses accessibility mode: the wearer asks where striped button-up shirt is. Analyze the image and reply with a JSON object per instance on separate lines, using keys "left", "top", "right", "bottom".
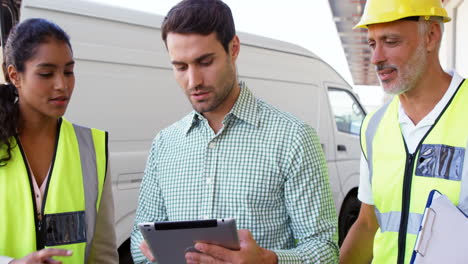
{"left": 131, "top": 82, "right": 338, "bottom": 263}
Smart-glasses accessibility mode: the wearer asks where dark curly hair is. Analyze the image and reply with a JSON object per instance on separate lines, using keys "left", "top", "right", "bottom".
{"left": 0, "top": 18, "right": 71, "bottom": 166}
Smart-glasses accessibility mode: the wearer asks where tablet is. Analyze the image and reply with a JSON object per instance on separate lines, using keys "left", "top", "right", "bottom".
{"left": 138, "top": 218, "right": 240, "bottom": 264}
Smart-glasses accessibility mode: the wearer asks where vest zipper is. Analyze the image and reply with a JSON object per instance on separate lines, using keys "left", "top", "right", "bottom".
{"left": 39, "top": 119, "right": 62, "bottom": 249}
{"left": 15, "top": 136, "right": 45, "bottom": 250}
{"left": 15, "top": 119, "right": 62, "bottom": 250}
{"left": 37, "top": 219, "right": 45, "bottom": 250}
{"left": 37, "top": 186, "right": 50, "bottom": 250}
{"left": 397, "top": 152, "right": 415, "bottom": 264}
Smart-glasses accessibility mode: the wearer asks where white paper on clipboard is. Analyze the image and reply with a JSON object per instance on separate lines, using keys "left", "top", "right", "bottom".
{"left": 411, "top": 190, "right": 468, "bottom": 264}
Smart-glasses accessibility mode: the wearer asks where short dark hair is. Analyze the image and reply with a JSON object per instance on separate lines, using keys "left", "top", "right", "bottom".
{"left": 161, "top": 0, "right": 236, "bottom": 53}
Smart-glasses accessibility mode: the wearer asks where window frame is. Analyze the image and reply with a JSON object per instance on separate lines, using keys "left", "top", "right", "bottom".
{"left": 327, "top": 87, "right": 366, "bottom": 135}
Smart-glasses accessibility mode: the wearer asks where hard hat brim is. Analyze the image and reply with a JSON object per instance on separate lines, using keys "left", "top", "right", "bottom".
{"left": 353, "top": 15, "right": 451, "bottom": 29}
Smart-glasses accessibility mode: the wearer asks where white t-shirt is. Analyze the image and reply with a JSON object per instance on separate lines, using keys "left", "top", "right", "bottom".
{"left": 358, "top": 71, "right": 465, "bottom": 204}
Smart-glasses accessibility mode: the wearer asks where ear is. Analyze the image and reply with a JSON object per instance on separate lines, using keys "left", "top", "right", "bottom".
{"left": 7, "top": 65, "right": 21, "bottom": 88}
{"left": 229, "top": 35, "right": 240, "bottom": 62}
{"left": 425, "top": 21, "right": 442, "bottom": 53}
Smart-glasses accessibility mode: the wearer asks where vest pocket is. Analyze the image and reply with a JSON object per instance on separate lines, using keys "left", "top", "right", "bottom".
{"left": 415, "top": 144, "right": 465, "bottom": 181}
{"left": 44, "top": 211, "right": 86, "bottom": 246}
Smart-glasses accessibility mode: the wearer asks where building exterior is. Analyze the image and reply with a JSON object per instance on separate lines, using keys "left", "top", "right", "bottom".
{"left": 441, "top": 0, "right": 467, "bottom": 76}
{"left": 328, "top": 0, "right": 378, "bottom": 87}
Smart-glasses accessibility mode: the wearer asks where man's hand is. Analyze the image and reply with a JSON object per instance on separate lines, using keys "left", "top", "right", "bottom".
{"left": 185, "top": 229, "right": 278, "bottom": 264}
{"left": 139, "top": 240, "right": 155, "bottom": 262}
{"left": 9, "top": 248, "right": 72, "bottom": 264}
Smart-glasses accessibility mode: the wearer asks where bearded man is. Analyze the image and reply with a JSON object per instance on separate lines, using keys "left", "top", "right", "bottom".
{"left": 339, "top": 0, "right": 468, "bottom": 263}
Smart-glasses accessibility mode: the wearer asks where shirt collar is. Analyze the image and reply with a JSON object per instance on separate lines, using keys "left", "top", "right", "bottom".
{"left": 398, "top": 70, "right": 464, "bottom": 127}
{"left": 182, "top": 112, "right": 200, "bottom": 135}
{"left": 183, "top": 81, "right": 259, "bottom": 135}
{"left": 229, "top": 81, "right": 259, "bottom": 127}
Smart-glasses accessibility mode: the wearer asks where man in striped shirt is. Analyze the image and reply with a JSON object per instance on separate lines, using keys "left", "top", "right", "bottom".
{"left": 131, "top": 0, "right": 339, "bottom": 263}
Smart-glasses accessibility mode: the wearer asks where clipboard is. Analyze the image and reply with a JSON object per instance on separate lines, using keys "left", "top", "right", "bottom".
{"left": 410, "top": 190, "right": 468, "bottom": 264}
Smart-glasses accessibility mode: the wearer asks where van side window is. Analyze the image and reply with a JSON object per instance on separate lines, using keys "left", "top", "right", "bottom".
{"left": 328, "top": 88, "right": 365, "bottom": 135}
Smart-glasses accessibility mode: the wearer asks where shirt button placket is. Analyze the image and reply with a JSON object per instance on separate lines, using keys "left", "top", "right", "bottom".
{"left": 201, "top": 139, "right": 217, "bottom": 219}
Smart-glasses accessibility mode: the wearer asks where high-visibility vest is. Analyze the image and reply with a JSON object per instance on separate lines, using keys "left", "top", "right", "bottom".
{"left": 361, "top": 79, "right": 468, "bottom": 264}
{"left": 0, "top": 118, "right": 107, "bottom": 263}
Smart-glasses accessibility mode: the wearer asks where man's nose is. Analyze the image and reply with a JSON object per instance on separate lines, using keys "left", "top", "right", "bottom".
{"left": 187, "top": 67, "right": 203, "bottom": 90}
{"left": 371, "top": 44, "right": 386, "bottom": 66}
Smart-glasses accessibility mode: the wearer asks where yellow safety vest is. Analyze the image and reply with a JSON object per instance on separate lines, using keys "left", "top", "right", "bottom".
{"left": 361, "top": 79, "right": 468, "bottom": 264}
{"left": 0, "top": 118, "right": 107, "bottom": 263}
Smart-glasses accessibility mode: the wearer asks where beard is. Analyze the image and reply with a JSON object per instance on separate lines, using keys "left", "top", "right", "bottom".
{"left": 189, "top": 79, "right": 236, "bottom": 114}
{"left": 376, "top": 43, "right": 428, "bottom": 95}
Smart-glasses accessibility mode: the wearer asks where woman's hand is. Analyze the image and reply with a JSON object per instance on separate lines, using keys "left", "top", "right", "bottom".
{"left": 9, "top": 248, "right": 72, "bottom": 264}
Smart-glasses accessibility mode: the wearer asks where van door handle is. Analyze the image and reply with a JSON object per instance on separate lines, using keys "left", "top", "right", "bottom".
{"left": 337, "top": 145, "right": 347, "bottom": 151}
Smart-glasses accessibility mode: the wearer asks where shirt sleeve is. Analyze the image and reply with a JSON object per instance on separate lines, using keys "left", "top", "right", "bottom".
{"left": 272, "top": 124, "right": 339, "bottom": 263}
{"left": 357, "top": 152, "right": 374, "bottom": 205}
{"left": 131, "top": 133, "right": 167, "bottom": 264}
{"left": 88, "top": 166, "right": 119, "bottom": 263}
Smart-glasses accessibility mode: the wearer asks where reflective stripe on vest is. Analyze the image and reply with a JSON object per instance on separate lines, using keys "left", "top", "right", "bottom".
{"left": 374, "top": 208, "right": 422, "bottom": 234}
{"left": 73, "top": 124, "right": 99, "bottom": 262}
{"left": 0, "top": 119, "right": 107, "bottom": 263}
{"left": 360, "top": 79, "right": 468, "bottom": 264}
{"left": 363, "top": 100, "right": 391, "bottom": 184}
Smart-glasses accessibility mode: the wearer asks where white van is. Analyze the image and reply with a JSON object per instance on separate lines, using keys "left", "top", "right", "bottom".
{"left": 0, "top": 0, "right": 365, "bottom": 262}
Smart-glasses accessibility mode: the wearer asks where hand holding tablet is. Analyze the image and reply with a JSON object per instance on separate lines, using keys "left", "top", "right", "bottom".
{"left": 138, "top": 219, "right": 239, "bottom": 264}
{"left": 185, "top": 229, "right": 278, "bottom": 264}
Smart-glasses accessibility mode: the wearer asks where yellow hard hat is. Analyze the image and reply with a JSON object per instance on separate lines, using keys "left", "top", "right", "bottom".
{"left": 354, "top": 0, "right": 451, "bottom": 29}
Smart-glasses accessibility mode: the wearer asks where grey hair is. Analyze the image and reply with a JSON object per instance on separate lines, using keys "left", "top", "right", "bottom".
{"left": 418, "top": 16, "right": 444, "bottom": 50}
{"left": 418, "top": 16, "right": 444, "bottom": 35}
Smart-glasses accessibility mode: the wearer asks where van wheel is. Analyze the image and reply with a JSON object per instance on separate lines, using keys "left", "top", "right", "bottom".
{"left": 118, "top": 239, "right": 134, "bottom": 264}
{"left": 338, "top": 191, "right": 361, "bottom": 246}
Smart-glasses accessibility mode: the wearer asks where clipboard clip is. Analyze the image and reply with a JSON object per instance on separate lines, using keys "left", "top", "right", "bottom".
{"left": 414, "top": 208, "right": 436, "bottom": 257}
